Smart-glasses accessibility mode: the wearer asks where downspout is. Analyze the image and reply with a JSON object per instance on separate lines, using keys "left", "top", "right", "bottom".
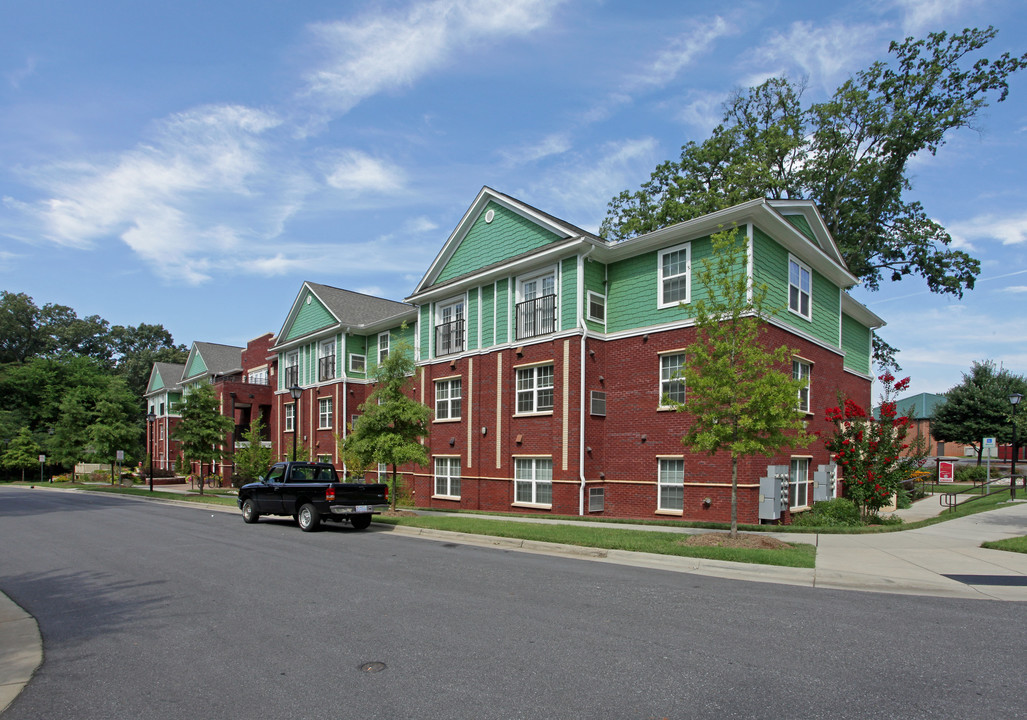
{"left": 578, "top": 246, "right": 595, "bottom": 515}
{"left": 342, "top": 328, "right": 350, "bottom": 477}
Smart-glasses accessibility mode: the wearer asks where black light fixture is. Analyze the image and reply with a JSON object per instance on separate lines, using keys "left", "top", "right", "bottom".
{"left": 1010, "top": 393, "right": 1022, "bottom": 498}
{"left": 146, "top": 411, "right": 156, "bottom": 492}
{"left": 289, "top": 384, "right": 302, "bottom": 461}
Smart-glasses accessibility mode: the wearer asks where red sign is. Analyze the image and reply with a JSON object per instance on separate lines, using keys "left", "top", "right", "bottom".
{"left": 938, "top": 461, "right": 954, "bottom": 483}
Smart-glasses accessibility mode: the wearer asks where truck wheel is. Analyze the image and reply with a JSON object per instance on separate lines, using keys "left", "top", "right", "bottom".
{"left": 241, "top": 499, "right": 260, "bottom": 524}
{"left": 297, "top": 503, "right": 321, "bottom": 532}
{"left": 350, "top": 514, "right": 372, "bottom": 530}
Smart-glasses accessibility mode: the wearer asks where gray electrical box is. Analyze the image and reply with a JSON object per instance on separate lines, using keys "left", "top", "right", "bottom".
{"left": 812, "top": 463, "right": 837, "bottom": 503}
{"left": 758, "top": 465, "right": 790, "bottom": 520}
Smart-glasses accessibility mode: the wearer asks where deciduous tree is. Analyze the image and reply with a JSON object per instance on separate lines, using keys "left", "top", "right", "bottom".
{"left": 671, "top": 229, "right": 812, "bottom": 536}
{"left": 172, "top": 383, "right": 233, "bottom": 495}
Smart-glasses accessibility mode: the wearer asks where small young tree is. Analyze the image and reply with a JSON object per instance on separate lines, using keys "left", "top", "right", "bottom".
{"left": 232, "top": 416, "right": 273, "bottom": 485}
{"left": 823, "top": 372, "right": 929, "bottom": 521}
{"left": 172, "top": 383, "right": 233, "bottom": 495}
{"left": 2, "top": 427, "right": 42, "bottom": 482}
{"left": 674, "top": 228, "right": 812, "bottom": 536}
{"left": 343, "top": 341, "right": 430, "bottom": 510}
{"left": 89, "top": 395, "right": 140, "bottom": 484}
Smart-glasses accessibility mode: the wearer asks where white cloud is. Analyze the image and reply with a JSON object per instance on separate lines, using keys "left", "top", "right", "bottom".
{"left": 948, "top": 211, "right": 1027, "bottom": 248}
{"left": 1004, "top": 286, "right": 1027, "bottom": 294}
{"left": 892, "top": 0, "right": 986, "bottom": 35}
{"left": 529, "top": 137, "right": 661, "bottom": 230}
{"left": 325, "top": 150, "right": 406, "bottom": 194}
{"left": 17, "top": 104, "right": 296, "bottom": 285}
{"left": 754, "top": 21, "right": 887, "bottom": 90}
{"left": 500, "top": 133, "right": 572, "bottom": 166}
{"left": 6, "top": 57, "right": 38, "bottom": 90}
{"left": 302, "top": 0, "right": 565, "bottom": 115}
{"left": 626, "top": 16, "right": 734, "bottom": 90}
{"left": 403, "top": 216, "right": 439, "bottom": 234}
{"left": 676, "top": 90, "right": 730, "bottom": 133}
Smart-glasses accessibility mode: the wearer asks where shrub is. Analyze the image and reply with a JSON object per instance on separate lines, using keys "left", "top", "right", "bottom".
{"left": 791, "top": 498, "right": 861, "bottom": 527}
{"left": 955, "top": 465, "right": 989, "bottom": 483}
{"left": 867, "top": 513, "right": 903, "bottom": 526}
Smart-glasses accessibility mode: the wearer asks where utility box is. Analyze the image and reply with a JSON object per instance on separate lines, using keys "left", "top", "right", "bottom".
{"left": 812, "top": 463, "right": 837, "bottom": 503}
{"left": 758, "top": 465, "right": 790, "bottom": 520}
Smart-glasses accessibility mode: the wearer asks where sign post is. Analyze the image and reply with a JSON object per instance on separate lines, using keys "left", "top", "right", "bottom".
{"left": 38, "top": 454, "right": 46, "bottom": 484}
{"left": 983, "top": 437, "right": 996, "bottom": 491}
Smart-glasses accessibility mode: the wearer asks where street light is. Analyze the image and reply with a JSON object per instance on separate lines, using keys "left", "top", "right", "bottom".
{"left": 1010, "top": 393, "right": 1022, "bottom": 499}
{"left": 147, "top": 411, "right": 156, "bottom": 492}
{"left": 289, "top": 384, "right": 302, "bottom": 461}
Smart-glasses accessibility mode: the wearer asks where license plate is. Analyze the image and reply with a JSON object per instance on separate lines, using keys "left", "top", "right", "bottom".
{"left": 356, "top": 505, "right": 371, "bottom": 513}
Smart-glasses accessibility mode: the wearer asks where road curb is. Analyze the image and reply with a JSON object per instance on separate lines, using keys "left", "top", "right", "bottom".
{"left": 0, "top": 592, "right": 42, "bottom": 715}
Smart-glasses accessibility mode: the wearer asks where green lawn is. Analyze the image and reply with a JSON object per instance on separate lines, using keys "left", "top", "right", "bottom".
{"left": 982, "top": 536, "right": 1027, "bottom": 554}
{"left": 374, "top": 515, "right": 816, "bottom": 568}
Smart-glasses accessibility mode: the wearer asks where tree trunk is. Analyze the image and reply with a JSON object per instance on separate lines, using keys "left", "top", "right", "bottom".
{"left": 730, "top": 454, "right": 738, "bottom": 538}
{"left": 390, "top": 464, "right": 397, "bottom": 512}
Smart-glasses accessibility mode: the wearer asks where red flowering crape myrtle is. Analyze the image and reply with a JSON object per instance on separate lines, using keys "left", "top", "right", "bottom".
{"left": 823, "top": 372, "right": 927, "bottom": 521}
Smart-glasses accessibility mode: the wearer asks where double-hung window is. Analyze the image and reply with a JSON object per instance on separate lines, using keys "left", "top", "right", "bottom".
{"left": 516, "top": 270, "right": 557, "bottom": 340}
{"left": 318, "top": 397, "right": 333, "bottom": 429}
{"left": 349, "top": 354, "right": 366, "bottom": 374}
{"left": 660, "top": 353, "right": 686, "bottom": 406}
{"left": 793, "top": 359, "right": 811, "bottom": 413}
{"left": 435, "top": 298, "right": 465, "bottom": 356}
{"left": 319, "top": 340, "right": 336, "bottom": 382}
{"left": 789, "top": 257, "right": 812, "bottom": 320}
{"left": 514, "top": 458, "right": 552, "bottom": 506}
{"left": 790, "top": 458, "right": 810, "bottom": 510}
{"left": 587, "top": 291, "right": 606, "bottom": 324}
{"left": 516, "top": 364, "right": 554, "bottom": 414}
{"left": 658, "top": 458, "right": 685, "bottom": 511}
{"left": 434, "top": 457, "right": 461, "bottom": 498}
{"left": 284, "top": 403, "right": 295, "bottom": 432}
{"left": 658, "top": 242, "right": 691, "bottom": 307}
{"left": 378, "top": 332, "right": 390, "bottom": 365}
{"left": 435, "top": 378, "right": 462, "bottom": 421}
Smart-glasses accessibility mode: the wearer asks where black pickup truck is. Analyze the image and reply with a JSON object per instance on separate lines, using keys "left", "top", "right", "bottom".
{"left": 237, "top": 461, "right": 389, "bottom": 531}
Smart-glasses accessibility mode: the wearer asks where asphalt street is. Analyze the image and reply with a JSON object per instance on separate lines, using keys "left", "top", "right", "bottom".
{"left": 2, "top": 487, "right": 1026, "bottom": 719}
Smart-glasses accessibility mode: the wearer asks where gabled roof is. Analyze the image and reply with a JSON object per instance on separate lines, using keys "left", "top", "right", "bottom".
{"left": 181, "top": 341, "right": 243, "bottom": 382}
{"left": 145, "top": 362, "right": 186, "bottom": 396}
{"left": 411, "top": 186, "right": 598, "bottom": 297}
{"left": 273, "top": 281, "right": 416, "bottom": 350}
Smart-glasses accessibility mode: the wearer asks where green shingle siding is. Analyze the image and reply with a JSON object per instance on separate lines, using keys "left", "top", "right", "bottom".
{"left": 561, "top": 257, "right": 577, "bottom": 331}
{"left": 841, "top": 314, "right": 872, "bottom": 375}
{"left": 346, "top": 334, "right": 370, "bottom": 380}
{"left": 753, "top": 228, "right": 839, "bottom": 345}
{"left": 783, "top": 214, "right": 816, "bottom": 242}
{"left": 186, "top": 352, "right": 207, "bottom": 378}
{"left": 419, "top": 305, "right": 431, "bottom": 359}
{"left": 468, "top": 290, "right": 479, "bottom": 351}
{"left": 286, "top": 292, "right": 336, "bottom": 342}
{"left": 481, "top": 284, "right": 495, "bottom": 347}
{"left": 152, "top": 373, "right": 165, "bottom": 391}
{"left": 435, "top": 203, "right": 563, "bottom": 285}
{"left": 583, "top": 258, "right": 606, "bottom": 333}
{"left": 495, "top": 278, "right": 509, "bottom": 344}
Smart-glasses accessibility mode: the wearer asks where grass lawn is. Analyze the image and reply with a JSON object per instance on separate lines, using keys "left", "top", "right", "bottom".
{"left": 982, "top": 536, "right": 1027, "bottom": 554}
{"left": 373, "top": 515, "right": 816, "bottom": 568}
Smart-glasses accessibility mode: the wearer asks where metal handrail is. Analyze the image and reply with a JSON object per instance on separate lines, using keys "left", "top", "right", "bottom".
{"left": 939, "top": 476, "right": 1009, "bottom": 511}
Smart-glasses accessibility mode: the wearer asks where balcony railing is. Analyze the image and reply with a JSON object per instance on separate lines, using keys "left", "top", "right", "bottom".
{"left": 284, "top": 366, "right": 299, "bottom": 388}
{"left": 515, "top": 294, "right": 557, "bottom": 340}
{"left": 434, "top": 319, "right": 465, "bottom": 357}
{"left": 214, "top": 375, "right": 269, "bottom": 386}
{"left": 319, "top": 356, "right": 336, "bottom": 382}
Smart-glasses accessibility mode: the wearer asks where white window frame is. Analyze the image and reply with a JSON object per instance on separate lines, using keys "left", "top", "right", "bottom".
{"left": 349, "top": 354, "right": 366, "bottom": 373}
{"left": 284, "top": 403, "right": 295, "bottom": 433}
{"left": 658, "top": 242, "right": 691, "bottom": 308}
{"left": 319, "top": 339, "right": 336, "bottom": 382}
{"left": 516, "top": 364, "right": 554, "bottom": 414}
{"left": 378, "top": 332, "right": 390, "bottom": 364}
{"left": 790, "top": 457, "right": 810, "bottom": 510}
{"left": 788, "top": 256, "right": 812, "bottom": 321}
{"left": 318, "top": 397, "right": 333, "bottom": 429}
{"left": 434, "top": 457, "right": 461, "bottom": 498}
{"left": 285, "top": 351, "right": 300, "bottom": 387}
{"left": 435, "top": 377, "right": 462, "bottom": 421}
{"left": 514, "top": 457, "right": 553, "bottom": 506}
{"left": 659, "top": 352, "right": 686, "bottom": 407}
{"left": 516, "top": 267, "right": 558, "bottom": 340}
{"left": 435, "top": 296, "right": 466, "bottom": 357}
{"left": 587, "top": 291, "right": 606, "bottom": 324}
{"left": 658, "top": 458, "right": 685, "bottom": 512}
{"left": 377, "top": 463, "right": 388, "bottom": 481}
{"left": 793, "top": 359, "right": 811, "bottom": 414}
{"left": 316, "top": 454, "right": 332, "bottom": 464}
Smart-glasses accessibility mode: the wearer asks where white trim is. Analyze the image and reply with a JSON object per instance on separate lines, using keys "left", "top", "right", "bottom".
{"left": 586, "top": 290, "right": 606, "bottom": 324}
{"left": 657, "top": 242, "right": 691, "bottom": 308}
{"left": 746, "top": 223, "right": 754, "bottom": 304}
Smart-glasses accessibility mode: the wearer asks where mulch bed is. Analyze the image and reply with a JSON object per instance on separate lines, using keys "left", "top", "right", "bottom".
{"left": 681, "top": 532, "right": 794, "bottom": 550}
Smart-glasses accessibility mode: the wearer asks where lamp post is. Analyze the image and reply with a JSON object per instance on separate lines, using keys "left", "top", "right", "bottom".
{"left": 289, "top": 384, "right": 302, "bottom": 461}
{"left": 147, "top": 411, "right": 156, "bottom": 492}
{"left": 1010, "top": 393, "right": 1022, "bottom": 499}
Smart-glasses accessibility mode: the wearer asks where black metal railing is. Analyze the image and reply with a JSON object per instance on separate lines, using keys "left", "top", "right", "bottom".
{"left": 435, "top": 319, "right": 465, "bottom": 356}
{"left": 284, "top": 366, "right": 298, "bottom": 388}
{"left": 319, "top": 356, "right": 335, "bottom": 382}
{"left": 515, "top": 294, "right": 557, "bottom": 340}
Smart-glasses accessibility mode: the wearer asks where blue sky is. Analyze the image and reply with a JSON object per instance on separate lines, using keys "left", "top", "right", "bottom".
{"left": 1, "top": 0, "right": 1025, "bottom": 399}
